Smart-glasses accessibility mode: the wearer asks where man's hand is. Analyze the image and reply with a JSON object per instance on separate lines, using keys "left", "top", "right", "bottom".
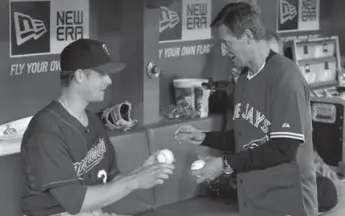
{"left": 316, "top": 162, "right": 339, "bottom": 182}
{"left": 130, "top": 163, "right": 175, "bottom": 189}
{"left": 142, "top": 150, "right": 161, "bottom": 167}
{"left": 174, "top": 125, "right": 206, "bottom": 145}
{"left": 191, "top": 155, "right": 223, "bottom": 183}
{"left": 130, "top": 150, "right": 169, "bottom": 175}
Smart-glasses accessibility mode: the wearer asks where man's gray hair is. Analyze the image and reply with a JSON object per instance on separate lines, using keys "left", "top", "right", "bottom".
{"left": 211, "top": 2, "right": 266, "bottom": 40}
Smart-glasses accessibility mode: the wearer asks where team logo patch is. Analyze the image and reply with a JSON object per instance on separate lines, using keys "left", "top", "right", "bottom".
{"left": 242, "top": 135, "right": 269, "bottom": 151}
{"left": 102, "top": 44, "right": 110, "bottom": 56}
{"left": 282, "top": 122, "right": 291, "bottom": 128}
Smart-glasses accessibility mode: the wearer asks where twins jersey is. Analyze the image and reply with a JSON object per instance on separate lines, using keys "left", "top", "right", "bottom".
{"left": 21, "top": 101, "right": 119, "bottom": 216}
{"left": 233, "top": 51, "right": 318, "bottom": 216}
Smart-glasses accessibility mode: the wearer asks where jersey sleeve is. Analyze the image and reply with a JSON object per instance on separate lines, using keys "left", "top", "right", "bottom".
{"left": 269, "top": 67, "right": 310, "bottom": 144}
{"left": 106, "top": 137, "right": 120, "bottom": 181}
{"left": 22, "top": 132, "right": 80, "bottom": 191}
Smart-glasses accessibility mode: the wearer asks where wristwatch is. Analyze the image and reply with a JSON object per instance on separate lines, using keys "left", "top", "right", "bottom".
{"left": 222, "top": 154, "right": 234, "bottom": 175}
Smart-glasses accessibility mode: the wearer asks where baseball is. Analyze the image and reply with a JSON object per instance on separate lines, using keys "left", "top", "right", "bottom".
{"left": 191, "top": 160, "right": 205, "bottom": 171}
{"left": 157, "top": 149, "right": 175, "bottom": 164}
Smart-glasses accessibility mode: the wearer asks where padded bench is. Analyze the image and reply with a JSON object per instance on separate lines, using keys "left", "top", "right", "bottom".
{"left": 105, "top": 116, "right": 239, "bottom": 215}
{"left": 0, "top": 116, "right": 240, "bottom": 216}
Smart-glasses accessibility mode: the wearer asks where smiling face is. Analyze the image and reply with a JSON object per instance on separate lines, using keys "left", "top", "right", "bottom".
{"left": 218, "top": 24, "right": 250, "bottom": 69}
{"left": 76, "top": 69, "right": 112, "bottom": 102}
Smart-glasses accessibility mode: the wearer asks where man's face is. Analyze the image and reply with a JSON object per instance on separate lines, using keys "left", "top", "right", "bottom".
{"left": 218, "top": 24, "right": 249, "bottom": 68}
{"left": 79, "top": 69, "right": 112, "bottom": 102}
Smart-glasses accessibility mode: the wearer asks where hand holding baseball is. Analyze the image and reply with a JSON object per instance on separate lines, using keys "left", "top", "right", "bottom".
{"left": 156, "top": 149, "right": 175, "bottom": 164}
{"left": 131, "top": 162, "right": 175, "bottom": 189}
{"left": 191, "top": 155, "right": 223, "bottom": 183}
{"left": 142, "top": 150, "right": 161, "bottom": 167}
{"left": 130, "top": 149, "right": 175, "bottom": 189}
{"left": 142, "top": 149, "right": 175, "bottom": 166}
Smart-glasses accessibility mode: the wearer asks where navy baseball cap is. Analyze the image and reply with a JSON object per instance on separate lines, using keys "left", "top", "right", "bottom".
{"left": 60, "top": 38, "right": 126, "bottom": 74}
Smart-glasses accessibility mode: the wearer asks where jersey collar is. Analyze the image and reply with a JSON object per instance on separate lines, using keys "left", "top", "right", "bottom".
{"left": 245, "top": 50, "right": 277, "bottom": 80}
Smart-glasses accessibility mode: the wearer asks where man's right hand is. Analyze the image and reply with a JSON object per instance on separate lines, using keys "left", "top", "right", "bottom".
{"left": 130, "top": 163, "right": 175, "bottom": 190}
{"left": 174, "top": 125, "right": 206, "bottom": 145}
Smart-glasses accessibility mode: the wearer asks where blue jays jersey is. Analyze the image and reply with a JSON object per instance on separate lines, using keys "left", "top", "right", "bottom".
{"left": 233, "top": 51, "right": 318, "bottom": 216}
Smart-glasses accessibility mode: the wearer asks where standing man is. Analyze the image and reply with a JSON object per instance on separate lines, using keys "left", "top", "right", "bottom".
{"left": 21, "top": 39, "right": 175, "bottom": 216}
{"left": 175, "top": 2, "right": 318, "bottom": 216}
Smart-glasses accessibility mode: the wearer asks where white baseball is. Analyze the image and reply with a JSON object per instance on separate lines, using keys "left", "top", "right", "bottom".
{"left": 191, "top": 160, "right": 205, "bottom": 171}
{"left": 157, "top": 149, "right": 175, "bottom": 164}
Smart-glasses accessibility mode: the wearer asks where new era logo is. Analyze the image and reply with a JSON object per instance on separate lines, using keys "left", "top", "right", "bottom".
{"left": 282, "top": 123, "right": 291, "bottom": 128}
{"left": 10, "top": 1, "right": 50, "bottom": 57}
{"left": 280, "top": 0, "right": 297, "bottom": 24}
{"left": 13, "top": 12, "right": 47, "bottom": 46}
{"left": 159, "top": 7, "right": 180, "bottom": 33}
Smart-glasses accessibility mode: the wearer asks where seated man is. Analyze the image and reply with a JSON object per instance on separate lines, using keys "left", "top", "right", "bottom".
{"left": 21, "top": 39, "right": 175, "bottom": 216}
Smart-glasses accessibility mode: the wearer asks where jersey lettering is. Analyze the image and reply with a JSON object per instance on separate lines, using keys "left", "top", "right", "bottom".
{"left": 254, "top": 110, "right": 265, "bottom": 127}
{"left": 233, "top": 102, "right": 271, "bottom": 134}
{"left": 245, "top": 107, "right": 254, "bottom": 125}
{"left": 233, "top": 103, "right": 242, "bottom": 119}
{"left": 73, "top": 138, "right": 106, "bottom": 177}
{"left": 241, "top": 103, "right": 249, "bottom": 119}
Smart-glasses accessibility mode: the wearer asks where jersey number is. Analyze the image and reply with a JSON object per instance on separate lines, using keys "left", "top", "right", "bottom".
{"left": 97, "top": 170, "right": 108, "bottom": 184}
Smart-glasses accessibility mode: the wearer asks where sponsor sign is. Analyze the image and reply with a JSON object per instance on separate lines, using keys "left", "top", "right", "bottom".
{"left": 159, "top": 0, "right": 212, "bottom": 43}
{"left": 277, "top": 0, "right": 319, "bottom": 32}
{"left": 9, "top": 0, "right": 90, "bottom": 58}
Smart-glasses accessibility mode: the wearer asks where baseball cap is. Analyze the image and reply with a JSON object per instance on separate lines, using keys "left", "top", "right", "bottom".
{"left": 60, "top": 38, "right": 126, "bottom": 74}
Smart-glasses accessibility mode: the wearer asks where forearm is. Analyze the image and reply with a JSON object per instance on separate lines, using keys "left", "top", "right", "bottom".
{"left": 51, "top": 174, "right": 138, "bottom": 214}
{"left": 80, "top": 174, "right": 137, "bottom": 212}
{"left": 225, "top": 138, "right": 300, "bottom": 173}
{"left": 202, "top": 130, "right": 235, "bottom": 153}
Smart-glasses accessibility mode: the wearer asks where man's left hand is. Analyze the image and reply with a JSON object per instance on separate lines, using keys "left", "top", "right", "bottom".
{"left": 142, "top": 150, "right": 161, "bottom": 167}
{"left": 191, "top": 155, "right": 223, "bottom": 183}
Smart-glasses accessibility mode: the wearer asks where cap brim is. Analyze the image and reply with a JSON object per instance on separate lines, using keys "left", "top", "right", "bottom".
{"left": 93, "top": 61, "right": 126, "bottom": 74}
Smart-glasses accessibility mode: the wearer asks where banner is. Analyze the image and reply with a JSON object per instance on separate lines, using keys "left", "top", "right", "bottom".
{"left": 10, "top": 0, "right": 90, "bottom": 58}
{"left": 277, "top": 0, "right": 319, "bottom": 32}
{"left": 159, "top": 0, "right": 212, "bottom": 43}
{"left": 298, "top": 0, "right": 319, "bottom": 31}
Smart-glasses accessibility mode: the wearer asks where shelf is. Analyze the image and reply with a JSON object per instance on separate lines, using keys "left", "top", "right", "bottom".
{"left": 309, "top": 80, "right": 338, "bottom": 90}
{"left": 296, "top": 38, "right": 336, "bottom": 46}
{"left": 298, "top": 56, "right": 336, "bottom": 65}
